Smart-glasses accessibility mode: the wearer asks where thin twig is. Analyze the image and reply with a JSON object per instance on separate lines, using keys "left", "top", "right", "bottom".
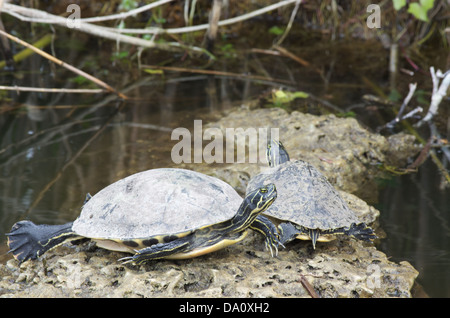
{"left": 0, "top": 85, "right": 105, "bottom": 94}
{"left": 299, "top": 274, "right": 320, "bottom": 298}
{"left": 407, "top": 137, "right": 434, "bottom": 170}
{"left": 0, "top": 33, "right": 52, "bottom": 69}
{"left": 273, "top": 0, "right": 302, "bottom": 46}
{"left": 141, "top": 64, "right": 294, "bottom": 85}
{"left": 273, "top": 45, "right": 310, "bottom": 67}
{"left": 395, "top": 82, "right": 417, "bottom": 122}
{"left": 0, "top": 28, "right": 128, "bottom": 99}
{"left": 378, "top": 82, "right": 420, "bottom": 131}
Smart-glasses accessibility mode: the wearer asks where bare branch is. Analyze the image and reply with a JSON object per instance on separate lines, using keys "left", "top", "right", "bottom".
{"left": 0, "top": 85, "right": 105, "bottom": 94}
{"left": 415, "top": 67, "right": 450, "bottom": 127}
{"left": 0, "top": 28, "right": 128, "bottom": 99}
{"left": 1, "top": 3, "right": 205, "bottom": 53}
{"left": 92, "top": 0, "right": 301, "bottom": 35}
{"left": 80, "top": 0, "right": 175, "bottom": 23}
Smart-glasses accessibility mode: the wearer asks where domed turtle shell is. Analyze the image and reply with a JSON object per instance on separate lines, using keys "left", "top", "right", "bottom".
{"left": 73, "top": 168, "right": 243, "bottom": 240}
{"left": 247, "top": 160, "right": 359, "bottom": 231}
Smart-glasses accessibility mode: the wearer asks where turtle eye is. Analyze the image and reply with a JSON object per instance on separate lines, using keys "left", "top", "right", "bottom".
{"left": 260, "top": 188, "right": 268, "bottom": 193}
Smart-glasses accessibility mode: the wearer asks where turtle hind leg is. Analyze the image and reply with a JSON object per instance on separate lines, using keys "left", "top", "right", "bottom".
{"left": 345, "top": 223, "right": 377, "bottom": 241}
{"left": 6, "top": 220, "right": 77, "bottom": 263}
{"left": 278, "top": 222, "right": 301, "bottom": 245}
{"left": 278, "top": 223, "right": 321, "bottom": 249}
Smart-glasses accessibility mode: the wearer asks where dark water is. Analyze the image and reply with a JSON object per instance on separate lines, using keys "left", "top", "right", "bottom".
{"left": 378, "top": 160, "right": 450, "bottom": 297}
{"left": 0, "top": 28, "right": 449, "bottom": 297}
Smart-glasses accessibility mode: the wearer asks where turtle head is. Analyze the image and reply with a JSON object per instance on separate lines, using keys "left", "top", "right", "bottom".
{"left": 250, "top": 183, "right": 277, "bottom": 213}
{"left": 234, "top": 183, "right": 277, "bottom": 231}
{"left": 266, "top": 139, "right": 290, "bottom": 167}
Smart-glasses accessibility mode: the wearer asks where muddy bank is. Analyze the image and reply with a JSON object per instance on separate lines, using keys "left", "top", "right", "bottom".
{"left": 0, "top": 107, "right": 420, "bottom": 298}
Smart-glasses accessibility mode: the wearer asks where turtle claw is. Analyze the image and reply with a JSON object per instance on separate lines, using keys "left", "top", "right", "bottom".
{"left": 118, "top": 255, "right": 134, "bottom": 264}
{"left": 265, "top": 240, "right": 276, "bottom": 257}
{"left": 264, "top": 234, "right": 284, "bottom": 257}
{"left": 344, "top": 223, "right": 377, "bottom": 242}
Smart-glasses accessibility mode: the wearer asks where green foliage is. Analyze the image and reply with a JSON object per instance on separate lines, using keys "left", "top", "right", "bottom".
{"left": 388, "top": 88, "right": 402, "bottom": 103}
{"left": 119, "top": 0, "right": 138, "bottom": 11}
{"left": 392, "top": 0, "right": 406, "bottom": 10}
{"left": 267, "top": 89, "right": 309, "bottom": 109}
{"left": 414, "top": 89, "right": 429, "bottom": 105}
{"left": 393, "top": 0, "right": 435, "bottom": 22}
{"left": 110, "top": 51, "right": 129, "bottom": 62}
{"left": 336, "top": 111, "right": 356, "bottom": 118}
{"left": 268, "top": 26, "right": 285, "bottom": 36}
{"left": 143, "top": 68, "right": 164, "bottom": 75}
{"left": 70, "top": 75, "right": 90, "bottom": 85}
{"left": 219, "top": 43, "right": 236, "bottom": 58}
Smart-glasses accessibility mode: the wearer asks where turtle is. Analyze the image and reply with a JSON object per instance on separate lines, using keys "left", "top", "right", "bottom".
{"left": 6, "top": 168, "right": 278, "bottom": 265}
{"left": 246, "top": 140, "right": 376, "bottom": 249}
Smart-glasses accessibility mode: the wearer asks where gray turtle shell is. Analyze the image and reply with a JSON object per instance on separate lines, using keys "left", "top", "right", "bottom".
{"left": 72, "top": 168, "right": 242, "bottom": 239}
{"left": 247, "top": 160, "right": 359, "bottom": 230}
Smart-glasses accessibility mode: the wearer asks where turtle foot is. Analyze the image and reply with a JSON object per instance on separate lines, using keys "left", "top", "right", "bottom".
{"left": 6, "top": 220, "right": 75, "bottom": 263}
{"left": 346, "top": 223, "right": 377, "bottom": 242}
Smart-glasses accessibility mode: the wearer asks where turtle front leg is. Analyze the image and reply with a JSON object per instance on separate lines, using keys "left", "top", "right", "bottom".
{"left": 250, "top": 215, "right": 283, "bottom": 256}
{"left": 119, "top": 236, "right": 192, "bottom": 265}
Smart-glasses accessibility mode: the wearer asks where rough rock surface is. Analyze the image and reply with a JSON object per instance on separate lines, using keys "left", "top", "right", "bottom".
{"left": 0, "top": 107, "right": 420, "bottom": 298}
{"left": 198, "top": 107, "right": 420, "bottom": 200}
{"left": 0, "top": 230, "right": 417, "bottom": 298}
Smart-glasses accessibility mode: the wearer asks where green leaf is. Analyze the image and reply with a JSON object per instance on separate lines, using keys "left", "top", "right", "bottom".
{"left": 420, "top": 0, "right": 434, "bottom": 11}
{"left": 408, "top": 3, "right": 429, "bottom": 22}
{"left": 291, "top": 91, "right": 309, "bottom": 99}
{"left": 393, "top": 0, "right": 406, "bottom": 11}
{"left": 143, "top": 68, "right": 164, "bottom": 75}
{"left": 271, "top": 89, "right": 309, "bottom": 105}
{"left": 268, "top": 26, "right": 285, "bottom": 35}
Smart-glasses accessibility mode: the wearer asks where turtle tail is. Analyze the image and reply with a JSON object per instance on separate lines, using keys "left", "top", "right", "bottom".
{"left": 6, "top": 220, "right": 78, "bottom": 263}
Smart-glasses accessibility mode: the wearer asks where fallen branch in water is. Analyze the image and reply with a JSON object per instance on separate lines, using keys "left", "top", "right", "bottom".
{"left": 0, "top": 28, "right": 128, "bottom": 99}
{"left": 377, "top": 82, "right": 422, "bottom": 132}
{"left": 141, "top": 64, "right": 295, "bottom": 85}
{"left": 0, "top": 33, "right": 52, "bottom": 69}
{"left": 415, "top": 67, "right": 450, "bottom": 127}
